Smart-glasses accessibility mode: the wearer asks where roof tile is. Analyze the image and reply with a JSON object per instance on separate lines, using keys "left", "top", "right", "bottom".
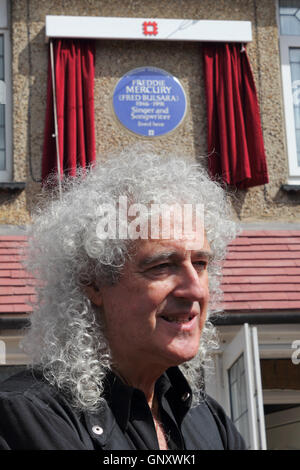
{"left": 228, "top": 244, "right": 293, "bottom": 251}
{"left": 226, "top": 251, "right": 300, "bottom": 260}
{"left": 0, "top": 236, "right": 27, "bottom": 241}
{"left": 222, "top": 230, "right": 300, "bottom": 313}
{"left": 224, "top": 259, "right": 299, "bottom": 267}
{"left": 222, "top": 275, "right": 300, "bottom": 284}
{"left": 0, "top": 238, "right": 33, "bottom": 315}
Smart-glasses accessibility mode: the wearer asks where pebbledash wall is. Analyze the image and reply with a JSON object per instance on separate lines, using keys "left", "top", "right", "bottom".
{"left": 1, "top": 0, "right": 299, "bottom": 225}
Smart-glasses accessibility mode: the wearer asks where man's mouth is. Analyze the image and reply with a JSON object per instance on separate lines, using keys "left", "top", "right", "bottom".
{"left": 159, "top": 313, "right": 197, "bottom": 324}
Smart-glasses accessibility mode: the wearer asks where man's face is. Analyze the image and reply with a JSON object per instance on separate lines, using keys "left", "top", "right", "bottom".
{"left": 89, "top": 230, "right": 211, "bottom": 373}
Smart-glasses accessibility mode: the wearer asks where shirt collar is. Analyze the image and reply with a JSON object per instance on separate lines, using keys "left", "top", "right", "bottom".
{"left": 163, "top": 367, "right": 193, "bottom": 424}
{"left": 103, "top": 366, "right": 193, "bottom": 432}
{"left": 103, "top": 370, "right": 134, "bottom": 432}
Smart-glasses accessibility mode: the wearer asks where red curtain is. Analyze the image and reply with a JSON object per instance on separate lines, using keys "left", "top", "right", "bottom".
{"left": 202, "top": 43, "right": 269, "bottom": 189}
{"left": 42, "top": 39, "right": 96, "bottom": 183}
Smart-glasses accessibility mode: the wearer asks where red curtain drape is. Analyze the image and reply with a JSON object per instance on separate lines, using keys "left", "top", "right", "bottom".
{"left": 202, "top": 43, "right": 269, "bottom": 189}
{"left": 42, "top": 39, "right": 96, "bottom": 183}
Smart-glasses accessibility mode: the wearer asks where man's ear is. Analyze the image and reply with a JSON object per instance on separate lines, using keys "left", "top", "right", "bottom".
{"left": 84, "top": 284, "right": 103, "bottom": 307}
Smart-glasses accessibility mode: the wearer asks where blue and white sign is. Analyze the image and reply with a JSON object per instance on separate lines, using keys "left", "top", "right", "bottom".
{"left": 112, "top": 67, "right": 187, "bottom": 137}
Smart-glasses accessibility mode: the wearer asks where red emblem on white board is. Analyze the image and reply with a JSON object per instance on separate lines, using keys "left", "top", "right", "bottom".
{"left": 143, "top": 21, "right": 158, "bottom": 36}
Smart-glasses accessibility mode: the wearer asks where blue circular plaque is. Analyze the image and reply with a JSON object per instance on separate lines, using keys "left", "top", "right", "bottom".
{"left": 112, "top": 67, "right": 187, "bottom": 137}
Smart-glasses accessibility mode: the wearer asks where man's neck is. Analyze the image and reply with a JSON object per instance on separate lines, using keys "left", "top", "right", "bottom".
{"left": 112, "top": 364, "right": 165, "bottom": 408}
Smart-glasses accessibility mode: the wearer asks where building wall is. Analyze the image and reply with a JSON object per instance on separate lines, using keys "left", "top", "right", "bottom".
{"left": 1, "top": 0, "right": 299, "bottom": 225}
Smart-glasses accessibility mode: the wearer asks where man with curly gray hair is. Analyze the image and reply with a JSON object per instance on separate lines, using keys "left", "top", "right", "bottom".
{"left": 0, "top": 149, "right": 245, "bottom": 450}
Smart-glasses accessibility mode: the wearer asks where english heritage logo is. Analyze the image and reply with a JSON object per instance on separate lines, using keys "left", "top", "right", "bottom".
{"left": 143, "top": 21, "right": 158, "bottom": 36}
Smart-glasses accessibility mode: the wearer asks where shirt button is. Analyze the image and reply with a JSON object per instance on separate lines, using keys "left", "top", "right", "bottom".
{"left": 181, "top": 392, "right": 190, "bottom": 402}
{"left": 92, "top": 425, "right": 104, "bottom": 435}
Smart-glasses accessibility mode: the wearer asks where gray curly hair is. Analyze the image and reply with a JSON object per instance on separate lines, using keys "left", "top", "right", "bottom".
{"left": 21, "top": 148, "right": 237, "bottom": 412}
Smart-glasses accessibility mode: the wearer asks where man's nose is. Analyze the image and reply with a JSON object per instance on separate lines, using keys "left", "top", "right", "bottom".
{"left": 172, "top": 264, "right": 207, "bottom": 301}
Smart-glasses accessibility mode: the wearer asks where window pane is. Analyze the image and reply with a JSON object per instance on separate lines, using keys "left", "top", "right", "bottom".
{"left": 280, "top": 16, "right": 300, "bottom": 35}
{"left": 228, "top": 354, "right": 251, "bottom": 448}
{"left": 291, "top": 62, "right": 300, "bottom": 79}
{"left": 240, "top": 367, "right": 248, "bottom": 414}
{"left": 295, "top": 129, "right": 300, "bottom": 159}
{"left": 0, "top": 103, "right": 5, "bottom": 171}
{"left": 235, "top": 413, "right": 251, "bottom": 449}
{"left": 0, "top": 57, "right": 4, "bottom": 82}
{"left": 0, "top": 126, "right": 5, "bottom": 150}
{"left": 0, "top": 103, "right": 4, "bottom": 125}
{"left": 229, "top": 355, "right": 247, "bottom": 421}
{"left": 229, "top": 360, "right": 237, "bottom": 385}
{"left": 280, "top": 0, "right": 300, "bottom": 8}
{"left": 230, "top": 380, "right": 239, "bottom": 418}
{"left": 280, "top": 8, "right": 298, "bottom": 15}
{"left": 0, "top": 149, "right": 5, "bottom": 170}
{"left": 279, "top": 7, "right": 297, "bottom": 15}
{"left": 0, "top": 35, "right": 7, "bottom": 174}
{"left": 290, "top": 48, "right": 300, "bottom": 62}
{"left": 290, "top": 48, "right": 300, "bottom": 167}
{"left": 280, "top": 1, "right": 300, "bottom": 34}
{"left": 0, "top": 35, "right": 3, "bottom": 82}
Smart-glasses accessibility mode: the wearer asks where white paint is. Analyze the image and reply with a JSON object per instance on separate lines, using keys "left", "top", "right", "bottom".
{"left": 280, "top": 36, "right": 300, "bottom": 180}
{"left": 0, "top": 80, "right": 5, "bottom": 104}
{"left": 0, "top": 29, "right": 12, "bottom": 182}
{"left": 45, "top": 16, "right": 252, "bottom": 43}
{"left": 251, "top": 326, "right": 267, "bottom": 450}
{"left": 222, "top": 323, "right": 266, "bottom": 449}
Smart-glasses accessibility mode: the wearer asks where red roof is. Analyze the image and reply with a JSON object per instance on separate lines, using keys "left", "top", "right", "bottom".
{"left": 0, "top": 236, "right": 35, "bottom": 314}
{"left": 1, "top": 231, "right": 300, "bottom": 315}
{"left": 222, "top": 230, "right": 300, "bottom": 312}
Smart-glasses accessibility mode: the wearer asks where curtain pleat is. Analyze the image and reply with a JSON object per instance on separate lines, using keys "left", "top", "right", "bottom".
{"left": 42, "top": 39, "right": 96, "bottom": 183}
{"left": 203, "top": 43, "right": 269, "bottom": 189}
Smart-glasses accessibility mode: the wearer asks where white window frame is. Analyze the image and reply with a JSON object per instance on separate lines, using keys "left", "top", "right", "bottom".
{"left": 206, "top": 323, "right": 300, "bottom": 450}
{"left": 280, "top": 35, "right": 300, "bottom": 184}
{"left": 221, "top": 324, "right": 266, "bottom": 450}
{"left": 206, "top": 324, "right": 266, "bottom": 449}
{"left": 0, "top": 0, "right": 12, "bottom": 182}
{"left": 277, "top": 0, "right": 300, "bottom": 184}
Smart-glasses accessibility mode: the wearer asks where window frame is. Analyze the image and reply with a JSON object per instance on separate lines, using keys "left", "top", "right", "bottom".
{"left": 277, "top": 0, "right": 300, "bottom": 184}
{"left": 205, "top": 324, "right": 267, "bottom": 450}
{"left": 221, "top": 324, "right": 266, "bottom": 450}
{"left": 0, "top": 0, "right": 12, "bottom": 182}
{"left": 206, "top": 323, "right": 300, "bottom": 450}
{"left": 280, "top": 35, "right": 300, "bottom": 183}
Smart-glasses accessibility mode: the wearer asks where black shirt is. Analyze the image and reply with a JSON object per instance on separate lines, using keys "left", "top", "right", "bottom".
{"left": 0, "top": 367, "right": 246, "bottom": 450}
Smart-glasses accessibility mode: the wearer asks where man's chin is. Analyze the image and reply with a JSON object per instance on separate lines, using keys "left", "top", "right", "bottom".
{"left": 162, "top": 343, "right": 200, "bottom": 368}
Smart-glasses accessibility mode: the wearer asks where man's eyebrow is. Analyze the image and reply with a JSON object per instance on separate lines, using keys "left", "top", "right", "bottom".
{"left": 138, "top": 251, "right": 178, "bottom": 268}
{"left": 138, "top": 249, "right": 213, "bottom": 268}
{"left": 192, "top": 250, "right": 213, "bottom": 261}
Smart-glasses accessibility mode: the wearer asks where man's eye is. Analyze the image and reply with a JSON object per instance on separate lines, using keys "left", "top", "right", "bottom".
{"left": 145, "top": 263, "right": 176, "bottom": 276}
{"left": 193, "top": 261, "right": 207, "bottom": 271}
{"left": 150, "top": 263, "right": 170, "bottom": 271}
